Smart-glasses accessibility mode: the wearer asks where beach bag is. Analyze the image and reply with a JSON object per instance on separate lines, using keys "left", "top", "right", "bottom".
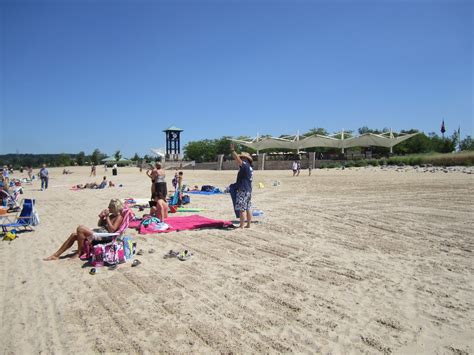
{"left": 139, "top": 221, "right": 169, "bottom": 234}
{"left": 122, "top": 236, "right": 137, "bottom": 261}
{"left": 201, "top": 185, "right": 215, "bottom": 192}
{"left": 91, "top": 239, "right": 125, "bottom": 267}
{"left": 32, "top": 210, "right": 40, "bottom": 226}
{"left": 182, "top": 195, "right": 190, "bottom": 205}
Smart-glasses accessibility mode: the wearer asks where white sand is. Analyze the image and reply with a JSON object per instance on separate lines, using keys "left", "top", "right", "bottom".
{"left": 0, "top": 166, "right": 473, "bottom": 353}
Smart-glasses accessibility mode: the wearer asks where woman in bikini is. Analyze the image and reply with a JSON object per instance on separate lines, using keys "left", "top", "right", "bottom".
{"left": 154, "top": 163, "right": 167, "bottom": 199}
{"left": 150, "top": 191, "right": 169, "bottom": 222}
{"left": 44, "top": 199, "right": 125, "bottom": 261}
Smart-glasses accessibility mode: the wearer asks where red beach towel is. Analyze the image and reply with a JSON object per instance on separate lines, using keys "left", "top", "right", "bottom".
{"left": 139, "top": 214, "right": 233, "bottom": 234}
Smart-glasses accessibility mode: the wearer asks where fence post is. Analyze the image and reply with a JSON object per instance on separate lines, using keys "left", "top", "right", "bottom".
{"left": 217, "top": 154, "right": 224, "bottom": 170}
{"left": 309, "top": 152, "right": 315, "bottom": 169}
{"left": 258, "top": 153, "right": 266, "bottom": 170}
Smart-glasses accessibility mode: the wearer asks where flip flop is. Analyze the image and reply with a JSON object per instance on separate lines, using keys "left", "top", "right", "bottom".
{"left": 137, "top": 249, "right": 144, "bottom": 256}
{"left": 132, "top": 259, "right": 141, "bottom": 267}
{"left": 89, "top": 268, "right": 98, "bottom": 275}
{"left": 148, "top": 248, "right": 156, "bottom": 254}
{"left": 163, "top": 250, "right": 179, "bottom": 259}
{"left": 177, "top": 250, "right": 193, "bottom": 261}
{"left": 108, "top": 264, "right": 118, "bottom": 271}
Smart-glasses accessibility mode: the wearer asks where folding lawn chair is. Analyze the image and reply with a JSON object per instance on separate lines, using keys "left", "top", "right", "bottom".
{"left": 0, "top": 198, "right": 36, "bottom": 233}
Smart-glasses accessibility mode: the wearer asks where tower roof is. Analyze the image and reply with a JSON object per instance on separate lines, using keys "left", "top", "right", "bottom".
{"left": 163, "top": 125, "right": 183, "bottom": 132}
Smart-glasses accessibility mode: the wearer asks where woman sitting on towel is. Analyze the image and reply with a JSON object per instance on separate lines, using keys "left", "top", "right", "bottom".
{"left": 44, "top": 199, "right": 124, "bottom": 261}
{"left": 150, "top": 191, "right": 168, "bottom": 221}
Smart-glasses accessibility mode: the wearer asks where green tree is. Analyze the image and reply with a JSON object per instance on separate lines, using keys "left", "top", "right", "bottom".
{"left": 302, "top": 127, "right": 328, "bottom": 137}
{"left": 90, "top": 148, "right": 104, "bottom": 165}
{"left": 76, "top": 151, "right": 86, "bottom": 166}
{"left": 131, "top": 153, "right": 141, "bottom": 161}
{"left": 215, "top": 137, "right": 232, "bottom": 157}
{"left": 428, "top": 133, "right": 456, "bottom": 153}
{"left": 460, "top": 136, "right": 474, "bottom": 151}
{"left": 394, "top": 131, "right": 432, "bottom": 154}
{"left": 358, "top": 126, "right": 383, "bottom": 135}
{"left": 58, "top": 153, "right": 71, "bottom": 166}
{"left": 114, "top": 150, "right": 122, "bottom": 161}
{"left": 184, "top": 139, "right": 217, "bottom": 162}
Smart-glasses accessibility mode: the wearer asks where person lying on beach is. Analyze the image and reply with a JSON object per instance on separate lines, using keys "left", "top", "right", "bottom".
{"left": 44, "top": 199, "right": 125, "bottom": 261}
{"left": 62, "top": 169, "right": 73, "bottom": 174}
{"left": 75, "top": 176, "right": 108, "bottom": 189}
{"left": 150, "top": 191, "right": 168, "bottom": 221}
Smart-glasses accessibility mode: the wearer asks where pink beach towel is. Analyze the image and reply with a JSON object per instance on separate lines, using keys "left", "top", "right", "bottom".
{"left": 138, "top": 214, "right": 233, "bottom": 234}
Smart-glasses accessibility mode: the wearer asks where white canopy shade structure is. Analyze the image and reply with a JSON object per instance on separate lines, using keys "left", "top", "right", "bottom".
{"left": 150, "top": 148, "right": 166, "bottom": 160}
{"left": 232, "top": 131, "right": 419, "bottom": 154}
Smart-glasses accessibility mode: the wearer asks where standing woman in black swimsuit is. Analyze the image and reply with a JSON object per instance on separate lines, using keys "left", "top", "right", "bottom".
{"left": 146, "top": 163, "right": 159, "bottom": 199}
{"left": 155, "top": 163, "right": 167, "bottom": 199}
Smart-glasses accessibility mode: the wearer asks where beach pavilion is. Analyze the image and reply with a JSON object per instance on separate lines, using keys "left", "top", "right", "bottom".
{"left": 232, "top": 130, "right": 419, "bottom": 154}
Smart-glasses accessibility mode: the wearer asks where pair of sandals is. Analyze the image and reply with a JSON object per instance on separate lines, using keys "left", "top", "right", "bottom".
{"left": 137, "top": 248, "right": 155, "bottom": 256}
{"left": 163, "top": 249, "right": 193, "bottom": 261}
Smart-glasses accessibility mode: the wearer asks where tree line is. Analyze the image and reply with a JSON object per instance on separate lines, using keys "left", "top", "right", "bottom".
{"left": 183, "top": 127, "right": 474, "bottom": 162}
{"left": 0, "top": 149, "right": 149, "bottom": 169}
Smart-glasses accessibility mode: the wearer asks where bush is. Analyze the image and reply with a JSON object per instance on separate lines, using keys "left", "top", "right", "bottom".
{"left": 354, "top": 160, "right": 368, "bottom": 167}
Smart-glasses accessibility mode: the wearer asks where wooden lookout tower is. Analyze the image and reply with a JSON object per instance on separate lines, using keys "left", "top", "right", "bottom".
{"left": 163, "top": 126, "right": 183, "bottom": 160}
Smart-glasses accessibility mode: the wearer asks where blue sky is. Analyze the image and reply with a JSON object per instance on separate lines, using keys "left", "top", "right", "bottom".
{"left": 1, "top": 0, "right": 472, "bottom": 157}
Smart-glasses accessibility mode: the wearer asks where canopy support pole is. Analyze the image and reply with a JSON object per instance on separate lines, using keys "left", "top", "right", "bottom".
{"left": 341, "top": 129, "right": 345, "bottom": 154}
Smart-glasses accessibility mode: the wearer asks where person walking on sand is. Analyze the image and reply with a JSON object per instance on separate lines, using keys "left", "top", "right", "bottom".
{"left": 292, "top": 161, "right": 298, "bottom": 176}
{"left": 90, "top": 164, "right": 96, "bottom": 177}
{"left": 230, "top": 143, "right": 253, "bottom": 229}
{"left": 296, "top": 160, "right": 301, "bottom": 176}
{"left": 39, "top": 164, "right": 49, "bottom": 190}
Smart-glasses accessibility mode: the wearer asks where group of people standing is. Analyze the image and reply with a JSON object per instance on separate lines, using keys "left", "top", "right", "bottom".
{"left": 143, "top": 148, "right": 254, "bottom": 230}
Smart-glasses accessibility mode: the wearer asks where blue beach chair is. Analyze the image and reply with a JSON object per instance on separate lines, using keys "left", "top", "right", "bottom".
{"left": 0, "top": 199, "right": 36, "bottom": 233}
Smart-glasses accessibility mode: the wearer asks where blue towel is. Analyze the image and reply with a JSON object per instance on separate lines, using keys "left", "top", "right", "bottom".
{"left": 229, "top": 183, "right": 240, "bottom": 218}
{"left": 188, "top": 190, "right": 223, "bottom": 195}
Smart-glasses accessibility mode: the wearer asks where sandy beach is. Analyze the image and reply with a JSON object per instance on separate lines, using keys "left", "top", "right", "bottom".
{"left": 0, "top": 166, "right": 472, "bottom": 354}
